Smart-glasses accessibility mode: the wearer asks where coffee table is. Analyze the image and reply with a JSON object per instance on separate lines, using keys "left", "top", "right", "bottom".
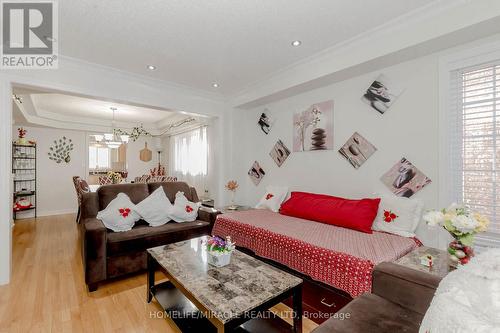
{"left": 147, "top": 236, "right": 303, "bottom": 333}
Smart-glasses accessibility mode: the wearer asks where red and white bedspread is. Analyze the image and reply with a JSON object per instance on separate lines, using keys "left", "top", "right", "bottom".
{"left": 213, "top": 209, "right": 421, "bottom": 298}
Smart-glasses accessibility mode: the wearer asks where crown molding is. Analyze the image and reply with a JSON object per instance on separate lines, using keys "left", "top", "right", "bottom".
{"left": 230, "top": 0, "right": 500, "bottom": 108}
{"left": 13, "top": 96, "right": 201, "bottom": 135}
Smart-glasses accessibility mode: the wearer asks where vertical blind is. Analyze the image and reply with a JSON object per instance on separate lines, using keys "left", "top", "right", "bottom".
{"left": 449, "top": 62, "right": 500, "bottom": 242}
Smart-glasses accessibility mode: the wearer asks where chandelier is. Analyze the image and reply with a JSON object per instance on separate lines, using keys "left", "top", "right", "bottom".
{"left": 93, "top": 107, "right": 131, "bottom": 148}
{"left": 93, "top": 108, "right": 195, "bottom": 147}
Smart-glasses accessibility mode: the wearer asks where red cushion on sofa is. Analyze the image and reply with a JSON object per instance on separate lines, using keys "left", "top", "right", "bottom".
{"left": 279, "top": 191, "right": 381, "bottom": 233}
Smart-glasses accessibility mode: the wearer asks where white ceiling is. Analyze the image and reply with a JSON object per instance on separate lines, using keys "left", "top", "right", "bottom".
{"left": 59, "top": 0, "right": 439, "bottom": 95}
{"left": 30, "top": 94, "right": 175, "bottom": 124}
{"left": 12, "top": 87, "right": 198, "bottom": 134}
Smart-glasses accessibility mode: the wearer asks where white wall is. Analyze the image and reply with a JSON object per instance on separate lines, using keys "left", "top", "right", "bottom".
{"left": 12, "top": 126, "right": 165, "bottom": 217}
{"left": 0, "top": 81, "right": 13, "bottom": 286}
{"left": 125, "top": 136, "right": 160, "bottom": 180}
{"left": 0, "top": 58, "right": 229, "bottom": 285}
{"left": 13, "top": 126, "right": 86, "bottom": 217}
{"left": 230, "top": 54, "right": 440, "bottom": 246}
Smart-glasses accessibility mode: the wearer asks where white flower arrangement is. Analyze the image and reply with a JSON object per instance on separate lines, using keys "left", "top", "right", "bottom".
{"left": 423, "top": 204, "right": 489, "bottom": 246}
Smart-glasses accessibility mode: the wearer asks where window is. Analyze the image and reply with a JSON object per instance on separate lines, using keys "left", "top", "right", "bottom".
{"left": 169, "top": 126, "right": 208, "bottom": 194}
{"left": 448, "top": 62, "right": 500, "bottom": 245}
{"left": 89, "top": 145, "right": 110, "bottom": 170}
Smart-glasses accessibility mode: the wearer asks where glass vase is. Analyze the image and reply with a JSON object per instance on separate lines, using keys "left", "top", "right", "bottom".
{"left": 227, "top": 191, "right": 238, "bottom": 210}
{"left": 448, "top": 239, "right": 474, "bottom": 267}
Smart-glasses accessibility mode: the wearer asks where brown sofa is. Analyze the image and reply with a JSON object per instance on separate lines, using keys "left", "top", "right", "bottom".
{"left": 79, "top": 181, "right": 218, "bottom": 292}
{"left": 312, "top": 262, "right": 441, "bottom": 333}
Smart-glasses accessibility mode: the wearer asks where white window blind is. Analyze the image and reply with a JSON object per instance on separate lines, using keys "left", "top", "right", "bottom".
{"left": 449, "top": 62, "right": 500, "bottom": 243}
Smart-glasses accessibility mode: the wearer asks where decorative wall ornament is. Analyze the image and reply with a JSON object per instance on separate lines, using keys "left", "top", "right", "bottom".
{"left": 269, "top": 139, "right": 291, "bottom": 167}
{"left": 380, "top": 157, "right": 431, "bottom": 198}
{"left": 248, "top": 161, "right": 265, "bottom": 186}
{"left": 114, "top": 124, "right": 151, "bottom": 142}
{"left": 158, "top": 117, "right": 197, "bottom": 136}
{"left": 140, "top": 142, "right": 152, "bottom": 162}
{"left": 293, "top": 100, "right": 333, "bottom": 152}
{"left": 258, "top": 111, "right": 273, "bottom": 135}
{"left": 48, "top": 136, "right": 74, "bottom": 163}
{"left": 338, "top": 132, "right": 377, "bottom": 169}
{"left": 362, "top": 74, "right": 404, "bottom": 114}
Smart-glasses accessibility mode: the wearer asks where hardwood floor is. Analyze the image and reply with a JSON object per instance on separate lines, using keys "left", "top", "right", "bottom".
{"left": 0, "top": 214, "right": 318, "bottom": 332}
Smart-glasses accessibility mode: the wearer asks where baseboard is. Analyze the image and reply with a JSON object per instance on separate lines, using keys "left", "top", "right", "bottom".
{"left": 15, "top": 208, "right": 76, "bottom": 219}
{"left": 37, "top": 209, "right": 77, "bottom": 217}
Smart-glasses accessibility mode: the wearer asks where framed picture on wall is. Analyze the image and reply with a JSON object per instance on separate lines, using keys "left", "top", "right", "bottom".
{"left": 380, "top": 157, "right": 431, "bottom": 198}
{"left": 258, "top": 111, "right": 274, "bottom": 135}
{"left": 248, "top": 161, "right": 265, "bottom": 186}
{"left": 293, "top": 100, "right": 334, "bottom": 152}
{"left": 269, "top": 139, "right": 290, "bottom": 167}
{"left": 338, "top": 132, "right": 377, "bottom": 169}
{"left": 361, "top": 74, "right": 404, "bottom": 114}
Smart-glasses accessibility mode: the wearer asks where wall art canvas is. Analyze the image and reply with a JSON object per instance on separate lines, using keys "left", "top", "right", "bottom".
{"left": 258, "top": 111, "right": 274, "bottom": 135}
{"left": 362, "top": 74, "right": 404, "bottom": 114}
{"left": 269, "top": 139, "right": 291, "bottom": 167}
{"left": 248, "top": 160, "right": 266, "bottom": 186}
{"left": 380, "top": 157, "right": 432, "bottom": 198}
{"left": 338, "top": 132, "right": 377, "bottom": 169}
{"left": 48, "top": 136, "right": 74, "bottom": 163}
{"left": 293, "top": 100, "right": 333, "bottom": 152}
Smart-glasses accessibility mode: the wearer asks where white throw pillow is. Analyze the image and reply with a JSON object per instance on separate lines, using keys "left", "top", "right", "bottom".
{"left": 135, "top": 186, "right": 173, "bottom": 227}
{"left": 372, "top": 194, "right": 424, "bottom": 237}
{"left": 96, "top": 193, "right": 141, "bottom": 232}
{"left": 255, "top": 186, "right": 289, "bottom": 212}
{"left": 170, "top": 191, "right": 201, "bottom": 223}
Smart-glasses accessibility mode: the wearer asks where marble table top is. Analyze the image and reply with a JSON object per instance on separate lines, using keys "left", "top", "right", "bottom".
{"left": 148, "top": 236, "right": 302, "bottom": 323}
{"left": 395, "top": 246, "right": 453, "bottom": 278}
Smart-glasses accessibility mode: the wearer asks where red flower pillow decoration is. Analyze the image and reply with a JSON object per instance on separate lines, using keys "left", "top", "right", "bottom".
{"left": 255, "top": 186, "right": 289, "bottom": 212}
{"left": 119, "top": 208, "right": 131, "bottom": 218}
{"left": 96, "top": 193, "right": 141, "bottom": 232}
{"left": 383, "top": 210, "right": 398, "bottom": 223}
{"left": 372, "top": 194, "right": 424, "bottom": 237}
{"left": 169, "top": 191, "right": 201, "bottom": 223}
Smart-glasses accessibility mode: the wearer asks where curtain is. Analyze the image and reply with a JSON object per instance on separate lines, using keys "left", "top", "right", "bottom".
{"left": 169, "top": 126, "right": 208, "bottom": 196}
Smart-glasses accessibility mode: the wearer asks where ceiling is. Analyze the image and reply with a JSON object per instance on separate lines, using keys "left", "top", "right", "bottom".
{"left": 59, "top": 0, "right": 439, "bottom": 95}
{"left": 30, "top": 94, "right": 175, "bottom": 124}
{"left": 12, "top": 86, "right": 198, "bottom": 134}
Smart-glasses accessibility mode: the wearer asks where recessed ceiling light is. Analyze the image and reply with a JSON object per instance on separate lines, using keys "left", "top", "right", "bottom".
{"left": 147, "top": 65, "right": 156, "bottom": 71}
{"left": 212, "top": 83, "right": 219, "bottom": 88}
{"left": 291, "top": 40, "right": 302, "bottom": 47}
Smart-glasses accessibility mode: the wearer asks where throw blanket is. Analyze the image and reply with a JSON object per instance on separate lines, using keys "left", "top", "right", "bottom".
{"left": 213, "top": 209, "right": 419, "bottom": 297}
{"left": 420, "top": 248, "right": 500, "bottom": 333}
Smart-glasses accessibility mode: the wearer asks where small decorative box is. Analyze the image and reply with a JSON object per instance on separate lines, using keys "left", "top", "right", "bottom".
{"left": 420, "top": 254, "right": 434, "bottom": 267}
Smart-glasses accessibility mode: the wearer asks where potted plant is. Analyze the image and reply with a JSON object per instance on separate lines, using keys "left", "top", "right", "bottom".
{"left": 17, "top": 127, "right": 27, "bottom": 145}
{"left": 204, "top": 236, "right": 235, "bottom": 267}
{"left": 423, "top": 204, "right": 489, "bottom": 266}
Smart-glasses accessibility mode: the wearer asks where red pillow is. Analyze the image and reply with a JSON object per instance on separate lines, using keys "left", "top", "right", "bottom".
{"left": 279, "top": 191, "right": 380, "bottom": 233}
